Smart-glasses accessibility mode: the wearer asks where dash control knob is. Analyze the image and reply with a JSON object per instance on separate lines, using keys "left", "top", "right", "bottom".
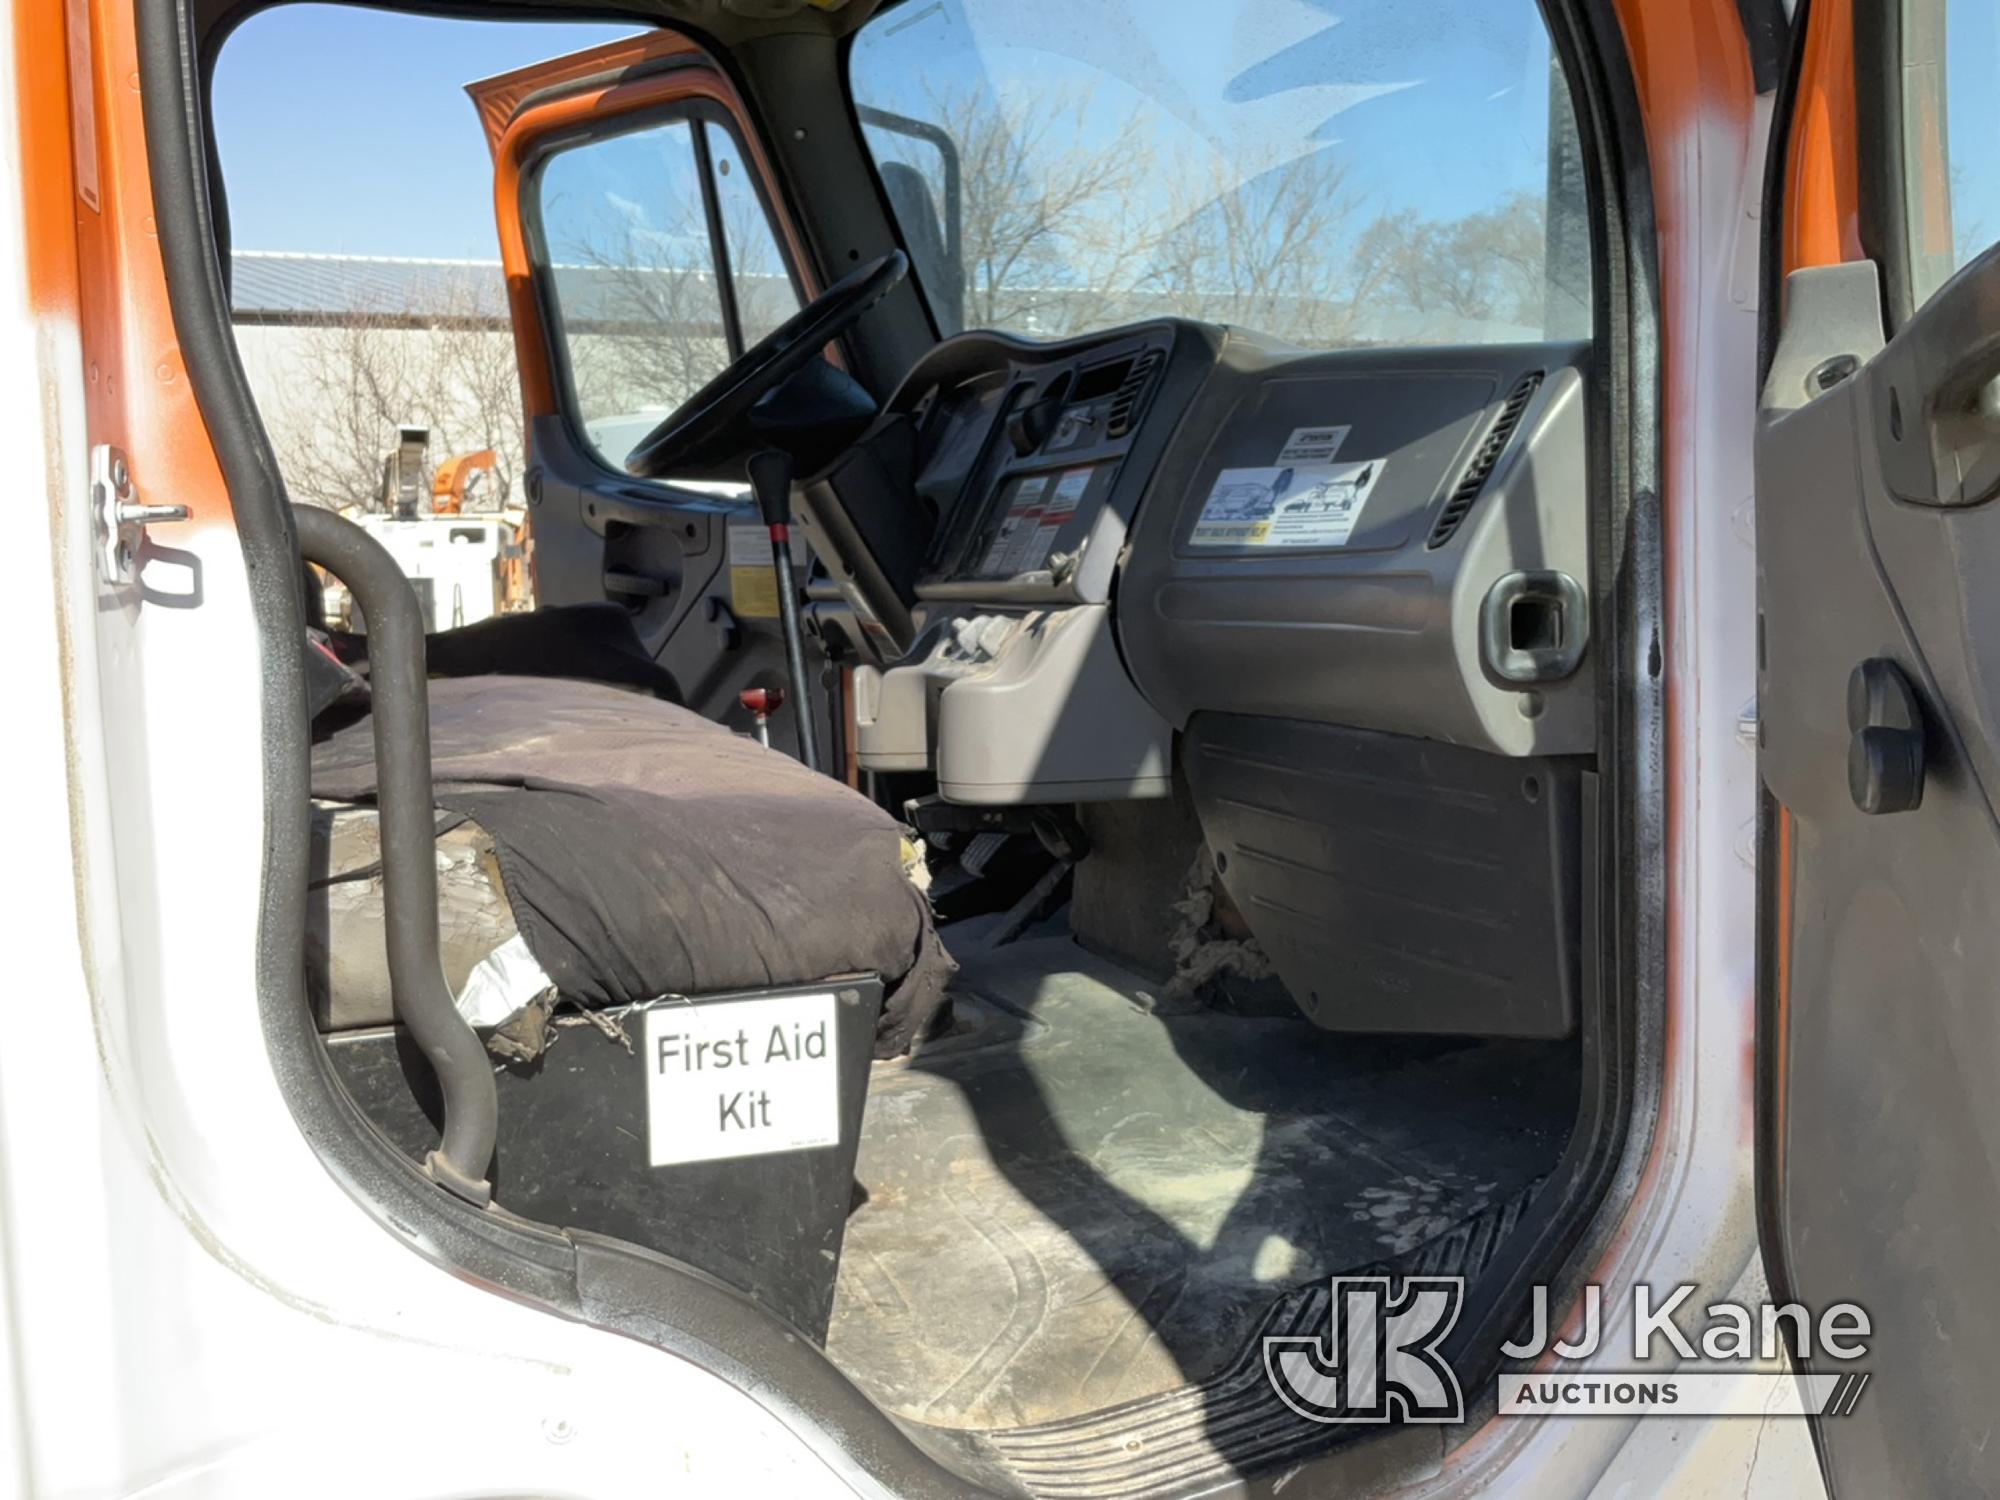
{"left": 1006, "top": 395, "right": 1062, "bottom": 456}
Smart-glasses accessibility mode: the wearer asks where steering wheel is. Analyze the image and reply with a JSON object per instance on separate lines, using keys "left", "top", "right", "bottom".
{"left": 624, "top": 250, "right": 909, "bottom": 479}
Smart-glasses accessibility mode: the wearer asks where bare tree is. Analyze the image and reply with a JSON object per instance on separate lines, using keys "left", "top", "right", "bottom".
{"left": 894, "top": 83, "right": 1156, "bottom": 336}
{"left": 1144, "top": 148, "right": 1375, "bottom": 346}
{"left": 258, "top": 268, "right": 524, "bottom": 510}
{"left": 875, "top": 80, "right": 1553, "bottom": 351}
{"left": 878, "top": 84, "right": 1381, "bottom": 342}
{"left": 427, "top": 301, "right": 530, "bottom": 501}
{"left": 560, "top": 233, "right": 733, "bottom": 428}
{"left": 1469, "top": 191, "right": 1550, "bottom": 325}
{"left": 1349, "top": 191, "right": 1550, "bottom": 339}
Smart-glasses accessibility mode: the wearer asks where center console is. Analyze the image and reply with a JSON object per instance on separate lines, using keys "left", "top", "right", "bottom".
{"left": 824, "top": 323, "right": 1209, "bottom": 805}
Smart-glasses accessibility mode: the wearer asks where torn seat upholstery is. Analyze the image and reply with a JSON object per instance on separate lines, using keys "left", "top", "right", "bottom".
{"left": 307, "top": 674, "right": 952, "bottom": 1056}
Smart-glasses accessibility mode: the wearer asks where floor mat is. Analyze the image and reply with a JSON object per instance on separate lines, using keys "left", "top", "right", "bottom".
{"left": 825, "top": 937, "right": 1576, "bottom": 1432}
{"left": 982, "top": 1185, "right": 1541, "bottom": 1498}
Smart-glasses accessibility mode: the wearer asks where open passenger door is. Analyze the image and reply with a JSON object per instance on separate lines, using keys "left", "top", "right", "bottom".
{"left": 1758, "top": 2, "right": 2000, "bottom": 1493}
{"left": 466, "top": 33, "right": 831, "bottom": 755}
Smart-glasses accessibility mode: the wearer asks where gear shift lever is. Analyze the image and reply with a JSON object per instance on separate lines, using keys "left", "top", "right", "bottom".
{"left": 747, "top": 448, "right": 820, "bottom": 772}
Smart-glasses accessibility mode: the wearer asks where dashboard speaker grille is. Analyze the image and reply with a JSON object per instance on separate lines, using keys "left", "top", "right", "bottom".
{"left": 1427, "top": 370, "right": 1543, "bottom": 549}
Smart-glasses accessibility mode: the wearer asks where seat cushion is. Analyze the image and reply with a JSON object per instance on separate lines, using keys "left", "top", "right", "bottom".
{"left": 309, "top": 675, "right": 951, "bottom": 1055}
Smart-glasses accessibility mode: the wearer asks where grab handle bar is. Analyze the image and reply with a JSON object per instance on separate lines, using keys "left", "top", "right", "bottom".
{"left": 294, "top": 504, "right": 497, "bottom": 1205}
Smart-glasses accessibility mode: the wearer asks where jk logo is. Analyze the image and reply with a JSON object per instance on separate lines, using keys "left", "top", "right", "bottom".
{"left": 1264, "top": 1276, "right": 1466, "bottom": 1424}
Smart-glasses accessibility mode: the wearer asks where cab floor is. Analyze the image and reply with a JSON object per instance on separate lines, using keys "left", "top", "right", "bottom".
{"left": 825, "top": 937, "right": 1576, "bottom": 1432}
{"left": 828, "top": 940, "right": 1576, "bottom": 1432}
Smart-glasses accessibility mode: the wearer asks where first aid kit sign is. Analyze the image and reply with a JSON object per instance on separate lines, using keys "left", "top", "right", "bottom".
{"left": 643, "top": 993, "right": 841, "bottom": 1166}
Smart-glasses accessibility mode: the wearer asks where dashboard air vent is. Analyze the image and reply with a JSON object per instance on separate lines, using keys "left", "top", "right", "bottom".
{"left": 1427, "top": 371, "right": 1544, "bottom": 549}
{"left": 1106, "top": 348, "right": 1164, "bottom": 437}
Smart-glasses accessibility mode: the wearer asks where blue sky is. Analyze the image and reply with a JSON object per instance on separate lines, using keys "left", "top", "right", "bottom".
{"left": 214, "top": 0, "right": 1561, "bottom": 267}
{"left": 213, "top": 10, "right": 638, "bottom": 261}
{"left": 1949, "top": 2, "right": 2000, "bottom": 268}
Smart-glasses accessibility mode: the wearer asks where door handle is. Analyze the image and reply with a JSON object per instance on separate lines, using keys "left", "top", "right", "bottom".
{"left": 602, "top": 568, "right": 670, "bottom": 598}
{"left": 1478, "top": 570, "right": 1589, "bottom": 685}
{"left": 1847, "top": 658, "right": 1926, "bottom": 815}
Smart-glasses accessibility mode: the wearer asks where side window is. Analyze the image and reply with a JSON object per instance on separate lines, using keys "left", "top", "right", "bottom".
{"left": 535, "top": 115, "right": 800, "bottom": 474}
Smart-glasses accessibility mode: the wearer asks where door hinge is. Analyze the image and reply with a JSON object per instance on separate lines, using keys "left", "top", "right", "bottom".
{"left": 92, "top": 444, "right": 189, "bottom": 585}
{"left": 1736, "top": 697, "right": 1760, "bottom": 747}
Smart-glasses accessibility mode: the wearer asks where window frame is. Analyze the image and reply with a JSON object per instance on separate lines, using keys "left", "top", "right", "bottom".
{"left": 1856, "top": 0, "right": 1964, "bottom": 330}
{"left": 519, "top": 98, "right": 805, "bottom": 484}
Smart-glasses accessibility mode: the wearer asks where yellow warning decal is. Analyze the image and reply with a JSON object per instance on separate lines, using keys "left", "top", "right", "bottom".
{"left": 727, "top": 522, "right": 779, "bottom": 619}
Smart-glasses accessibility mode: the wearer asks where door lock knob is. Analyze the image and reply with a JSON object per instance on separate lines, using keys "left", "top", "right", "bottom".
{"left": 1849, "top": 725, "right": 1925, "bottom": 815}
{"left": 1846, "top": 658, "right": 1926, "bottom": 815}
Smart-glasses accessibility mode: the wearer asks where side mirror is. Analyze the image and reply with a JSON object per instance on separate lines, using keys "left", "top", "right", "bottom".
{"left": 878, "top": 161, "right": 961, "bottom": 335}
{"left": 858, "top": 104, "right": 964, "bottom": 335}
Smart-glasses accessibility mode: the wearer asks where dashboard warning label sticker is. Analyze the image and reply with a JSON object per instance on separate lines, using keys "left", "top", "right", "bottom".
{"left": 1189, "top": 461, "right": 1384, "bottom": 549}
{"left": 1274, "top": 425, "right": 1351, "bottom": 464}
{"left": 978, "top": 464, "right": 1099, "bottom": 577}
{"left": 1048, "top": 466, "right": 1094, "bottom": 514}
{"left": 979, "top": 474, "right": 1051, "bottom": 576}
{"left": 1015, "top": 467, "right": 1094, "bottom": 573}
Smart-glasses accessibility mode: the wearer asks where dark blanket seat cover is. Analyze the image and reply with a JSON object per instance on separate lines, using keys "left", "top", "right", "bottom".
{"left": 319, "top": 602, "right": 685, "bottom": 704}
{"left": 310, "top": 674, "right": 952, "bottom": 1055}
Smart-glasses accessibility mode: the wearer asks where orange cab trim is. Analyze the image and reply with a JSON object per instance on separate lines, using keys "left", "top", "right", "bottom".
{"left": 30, "top": 0, "right": 233, "bottom": 532}
{"left": 1784, "top": 0, "right": 1864, "bottom": 271}
{"left": 491, "top": 62, "right": 821, "bottom": 423}
{"left": 465, "top": 29, "right": 703, "bottom": 162}
{"left": 17, "top": 0, "right": 83, "bottom": 314}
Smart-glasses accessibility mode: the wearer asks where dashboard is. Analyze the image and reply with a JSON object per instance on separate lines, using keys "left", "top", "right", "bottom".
{"left": 799, "top": 318, "right": 1599, "bottom": 1040}
{"left": 798, "top": 317, "right": 1596, "bottom": 803}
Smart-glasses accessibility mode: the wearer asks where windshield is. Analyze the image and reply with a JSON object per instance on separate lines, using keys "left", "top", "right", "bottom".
{"left": 849, "top": 0, "right": 1590, "bottom": 349}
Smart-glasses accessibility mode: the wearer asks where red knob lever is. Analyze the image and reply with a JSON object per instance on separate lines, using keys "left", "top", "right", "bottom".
{"left": 738, "top": 686, "right": 786, "bottom": 719}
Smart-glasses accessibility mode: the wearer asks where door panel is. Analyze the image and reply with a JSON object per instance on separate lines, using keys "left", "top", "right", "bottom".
{"left": 1759, "top": 247, "right": 2000, "bottom": 1497}
{"left": 476, "top": 37, "right": 831, "bottom": 755}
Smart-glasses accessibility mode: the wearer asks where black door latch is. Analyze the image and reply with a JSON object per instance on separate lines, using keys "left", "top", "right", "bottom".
{"left": 1847, "top": 657, "right": 1926, "bottom": 815}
